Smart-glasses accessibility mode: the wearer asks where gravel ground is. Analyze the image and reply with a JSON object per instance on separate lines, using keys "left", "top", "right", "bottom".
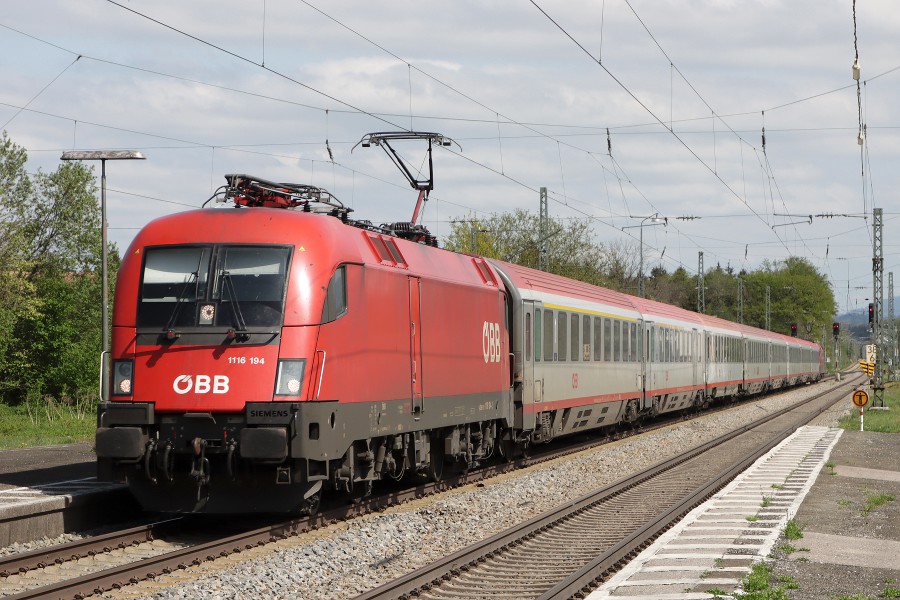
{"left": 767, "top": 394, "right": 900, "bottom": 600}
{"left": 62, "top": 378, "right": 847, "bottom": 600}
{"left": 0, "top": 533, "right": 85, "bottom": 559}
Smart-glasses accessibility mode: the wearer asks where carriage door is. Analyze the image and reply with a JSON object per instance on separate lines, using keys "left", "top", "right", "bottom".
{"left": 704, "top": 330, "right": 712, "bottom": 392}
{"left": 409, "top": 276, "right": 423, "bottom": 418}
{"left": 520, "top": 301, "right": 540, "bottom": 431}
{"left": 641, "top": 321, "right": 653, "bottom": 411}
{"left": 691, "top": 329, "right": 701, "bottom": 389}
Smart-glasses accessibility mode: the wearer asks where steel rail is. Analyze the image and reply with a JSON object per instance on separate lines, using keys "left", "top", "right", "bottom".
{"left": 1, "top": 375, "right": 856, "bottom": 600}
{"left": 0, "top": 519, "right": 183, "bottom": 577}
{"left": 353, "top": 375, "right": 861, "bottom": 600}
{"left": 540, "top": 374, "right": 861, "bottom": 600}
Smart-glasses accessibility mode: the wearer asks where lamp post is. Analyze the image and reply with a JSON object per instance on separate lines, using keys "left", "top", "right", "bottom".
{"left": 622, "top": 214, "right": 667, "bottom": 298}
{"left": 60, "top": 150, "right": 146, "bottom": 401}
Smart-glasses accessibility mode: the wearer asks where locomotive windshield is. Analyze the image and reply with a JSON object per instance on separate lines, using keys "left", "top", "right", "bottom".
{"left": 137, "top": 245, "right": 291, "bottom": 329}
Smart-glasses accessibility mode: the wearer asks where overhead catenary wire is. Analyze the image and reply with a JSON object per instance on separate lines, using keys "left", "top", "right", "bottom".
{"left": 0, "top": 4, "right": 890, "bottom": 286}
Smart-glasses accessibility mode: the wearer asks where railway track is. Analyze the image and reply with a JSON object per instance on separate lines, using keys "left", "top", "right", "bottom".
{"left": 0, "top": 375, "right": 855, "bottom": 600}
{"left": 355, "top": 374, "right": 860, "bottom": 600}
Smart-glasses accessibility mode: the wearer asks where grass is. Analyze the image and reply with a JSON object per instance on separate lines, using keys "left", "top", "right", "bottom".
{"left": 882, "top": 589, "right": 900, "bottom": 598}
{"left": 839, "top": 386, "right": 900, "bottom": 432}
{"left": 776, "top": 543, "right": 798, "bottom": 554}
{"left": 863, "top": 491, "right": 896, "bottom": 517}
{"left": 761, "top": 495, "right": 773, "bottom": 508}
{"left": 745, "top": 514, "right": 760, "bottom": 522}
{"left": 783, "top": 519, "right": 803, "bottom": 540}
{"left": 731, "top": 561, "right": 792, "bottom": 599}
{"left": 0, "top": 395, "right": 96, "bottom": 449}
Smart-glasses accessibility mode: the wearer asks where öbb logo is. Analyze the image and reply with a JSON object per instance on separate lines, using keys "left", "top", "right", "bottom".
{"left": 173, "top": 375, "right": 230, "bottom": 395}
{"left": 482, "top": 321, "right": 502, "bottom": 363}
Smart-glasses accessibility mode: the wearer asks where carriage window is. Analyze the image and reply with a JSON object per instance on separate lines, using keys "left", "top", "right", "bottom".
{"left": 635, "top": 324, "right": 641, "bottom": 362}
{"left": 557, "top": 312, "right": 568, "bottom": 361}
{"left": 583, "top": 316, "right": 591, "bottom": 361}
{"left": 593, "top": 317, "right": 602, "bottom": 361}
{"left": 570, "top": 314, "right": 579, "bottom": 362}
{"left": 613, "top": 320, "right": 622, "bottom": 362}
{"left": 543, "top": 309, "right": 554, "bottom": 361}
{"left": 535, "top": 309, "right": 542, "bottom": 362}
{"left": 604, "top": 319, "right": 612, "bottom": 361}
{"left": 624, "top": 322, "right": 632, "bottom": 362}
{"left": 525, "top": 312, "right": 532, "bottom": 362}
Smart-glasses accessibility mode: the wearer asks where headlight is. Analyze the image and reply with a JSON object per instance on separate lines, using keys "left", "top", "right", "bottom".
{"left": 274, "top": 359, "right": 306, "bottom": 397}
{"left": 112, "top": 360, "right": 134, "bottom": 396}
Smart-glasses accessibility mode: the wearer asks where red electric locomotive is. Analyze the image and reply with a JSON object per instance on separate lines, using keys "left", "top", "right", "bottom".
{"left": 97, "top": 173, "right": 512, "bottom": 512}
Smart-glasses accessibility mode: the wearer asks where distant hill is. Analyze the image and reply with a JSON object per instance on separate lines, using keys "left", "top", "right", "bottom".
{"left": 835, "top": 299, "right": 900, "bottom": 342}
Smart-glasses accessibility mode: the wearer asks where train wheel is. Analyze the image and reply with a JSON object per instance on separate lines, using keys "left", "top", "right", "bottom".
{"left": 498, "top": 431, "right": 523, "bottom": 461}
{"left": 623, "top": 399, "right": 639, "bottom": 424}
{"left": 347, "top": 480, "right": 372, "bottom": 504}
{"left": 300, "top": 481, "right": 323, "bottom": 515}
{"left": 429, "top": 432, "right": 445, "bottom": 482}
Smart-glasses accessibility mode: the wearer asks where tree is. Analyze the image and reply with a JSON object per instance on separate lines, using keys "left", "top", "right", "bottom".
{"left": 0, "top": 133, "right": 39, "bottom": 397}
{"left": 443, "top": 210, "right": 614, "bottom": 287}
{"left": 742, "top": 257, "right": 836, "bottom": 338}
{"left": 647, "top": 266, "right": 695, "bottom": 308}
{"left": 0, "top": 132, "right": 108, "bottom": 403}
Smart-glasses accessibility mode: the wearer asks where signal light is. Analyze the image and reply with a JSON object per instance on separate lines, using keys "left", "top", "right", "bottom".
{"left": 868, "top": 303, "right": 875, "bottom": 323}
{"left": 833, "top": 322, "right": 840, "bottom": 338}
{"left": 790, "top": 324, "right": 798, "bottom": 337}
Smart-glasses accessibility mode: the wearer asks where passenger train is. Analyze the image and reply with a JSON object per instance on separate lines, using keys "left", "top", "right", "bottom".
{"left": 95, "top": 165, "right": 823, "bottom": 513}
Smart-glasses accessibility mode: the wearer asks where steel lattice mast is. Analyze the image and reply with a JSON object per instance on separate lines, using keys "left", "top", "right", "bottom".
{"left": 873, "top": 208, "right": 885, "bottom": 407}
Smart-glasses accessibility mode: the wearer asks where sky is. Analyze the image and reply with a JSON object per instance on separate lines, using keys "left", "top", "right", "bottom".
{"left": 1, "top": 0, "right": 898, "bottom": 318}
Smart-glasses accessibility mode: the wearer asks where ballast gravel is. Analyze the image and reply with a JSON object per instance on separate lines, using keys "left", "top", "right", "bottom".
{"left": 4, "top": 379, "right": 850, "bottom": 600}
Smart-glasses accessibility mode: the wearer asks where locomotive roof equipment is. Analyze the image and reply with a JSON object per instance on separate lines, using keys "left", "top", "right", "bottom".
{"left": 353, "top": 131, "right": 460, "bottom": 231}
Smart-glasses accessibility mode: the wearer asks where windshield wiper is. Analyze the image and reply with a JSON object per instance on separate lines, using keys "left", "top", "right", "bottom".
{"left": 164, "top": 271, "right": 198, "bottom": 336}
{"left": 221, "top": 271, "right": 248, "bottom": 333}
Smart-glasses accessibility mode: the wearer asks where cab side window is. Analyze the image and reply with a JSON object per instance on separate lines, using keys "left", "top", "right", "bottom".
{"left": 322, "top": 266, "right": 347, "bottom": 323}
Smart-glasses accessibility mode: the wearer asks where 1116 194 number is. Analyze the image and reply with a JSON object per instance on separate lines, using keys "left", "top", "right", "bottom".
{"left": 227, "top": 356, "right": 265, "bottom": 365}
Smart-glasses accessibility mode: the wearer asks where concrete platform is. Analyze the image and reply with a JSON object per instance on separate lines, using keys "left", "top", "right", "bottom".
{"left": 769, "top": 429, "right": 900, "bottom": 599}
{"left": 0, "top": 445, "right": 136, "bottom": 546}
{"left": 0, "top": 444, "right": 96, "bottom": 490}
{"left": 587, "top": 426, "right": 843, "bottom": 599}
{"left": 586, "top": 425, "right": 900, "bottom": 599}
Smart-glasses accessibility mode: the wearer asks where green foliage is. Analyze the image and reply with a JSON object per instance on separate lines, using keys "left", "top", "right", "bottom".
{"left": 882, "top": 588, "right": 900, "bottom": 598}
{"left": 863, "top": 491, "right": 896, "bottom": 517}
{"left": 0, "top": 396, "right": 95, "bottom": 449}
{"left": 0, "top": 131, "right": 113, "bottom": 407}
{"left": 444, "top": 210, "right": 610, "bottom": 287}
{"left": 733, "top": 561, "right": 791, "bottom": 599}
{"left": 783, "top": 519, "right": 804, "bottom": 540}
{"left": 840, "top": 387, "right": 900, "bottom": 433}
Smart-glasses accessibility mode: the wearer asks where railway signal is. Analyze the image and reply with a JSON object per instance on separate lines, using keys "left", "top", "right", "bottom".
{"left": 852, "top": 389, "right": 869, "bottom": 431}
{"left": 790, "top": 324, "right": 798, "bottom": 337}
{"left": 832, "top": 322, "right": 840, "bottom": 338}
{"left": 858, "top": 360, "right": 874, "bottom": 375}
